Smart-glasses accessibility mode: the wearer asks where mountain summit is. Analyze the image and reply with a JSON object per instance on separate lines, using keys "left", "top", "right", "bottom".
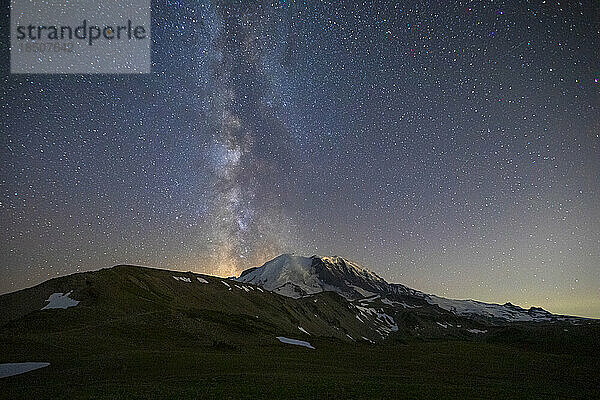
{"left": 237, "top": 254, "right": 399, "bottom": 299}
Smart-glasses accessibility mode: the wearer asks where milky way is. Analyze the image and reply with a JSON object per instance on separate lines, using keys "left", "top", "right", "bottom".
{"left": 201, "top": 2, "right": 298, "bottom": 276}
{"left": 0, "top": 0, "right": 599, "bottom": 317}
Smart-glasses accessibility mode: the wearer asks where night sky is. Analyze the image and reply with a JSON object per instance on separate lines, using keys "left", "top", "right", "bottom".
{"left": 1, "top": 0, "right": 599, "bottom": 317}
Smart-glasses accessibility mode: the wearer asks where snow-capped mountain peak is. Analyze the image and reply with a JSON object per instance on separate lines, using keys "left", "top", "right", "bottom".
{"left": 236, "top": 254, "right": 393, "bottom": 299}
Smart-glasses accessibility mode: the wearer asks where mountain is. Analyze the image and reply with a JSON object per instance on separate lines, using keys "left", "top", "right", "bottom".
{"left": 236, "top": 254, "right": 584, "bottom": 325}
{"left": 0, "top": 254, "right": 592, "bottom": 349}
{"left": 237, "top": 254, "right": 399, "bottom": 299}
{"left": 0, "top": 254, "right": 591, "bottom": 346}
{"left": 1, "top": 255, "right": 599, "bottom": 399}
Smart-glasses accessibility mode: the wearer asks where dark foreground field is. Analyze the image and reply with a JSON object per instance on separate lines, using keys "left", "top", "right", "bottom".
{"left": 1, "top": 335, "right": 598, "bottom": 400}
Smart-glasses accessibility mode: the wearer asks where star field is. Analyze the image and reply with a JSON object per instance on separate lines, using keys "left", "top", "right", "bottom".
{"left": 1, "top": 0, "right": 599, "bottom": 317}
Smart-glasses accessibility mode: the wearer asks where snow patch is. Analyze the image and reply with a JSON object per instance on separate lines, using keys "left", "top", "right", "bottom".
{"left": 276, "top": 336, "right": 315, "bottom": 349}
{"left": 467, "top": 329, "right": 488, "bottom": 334}
{"left": 359, "top": 295, "right": 383, "bottom": 306}
{"left": 380, "top": 298, "right": 420, "bottom": 309}
{"left": 356, "top": 305, "right": 398, "bottom": 335}
{"left": 298, "top": 326, "right": 310, "bottom": 335}
{"left": 350, "top": 284, "right": 376, "bottom": 298}
{"left": 436, "top": 322, "right": 448, "bottom": 329}
{"left": 0, "top": 362, "right": 50, "bottom": 378}
{"left": 380, "top": 298, "right": 396, "bottom": 306}
{"left": 196, "top": 277, "right": 209, "bottom": 284}
{"left": 42, "top": 291, "right": 79, "bottom": 310}
{"left": 402, "top": 302, "right": 419, "bottom": 309}
{"left": 173, "top": 276, "right": 191, "bottom": 283}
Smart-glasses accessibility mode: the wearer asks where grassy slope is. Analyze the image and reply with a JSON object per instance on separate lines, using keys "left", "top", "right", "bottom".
{"left": 0, "top": 265, "right": 598, "bottom": 399}
{"left": 0, "top": 265, "right": 380, "bottom": 345}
